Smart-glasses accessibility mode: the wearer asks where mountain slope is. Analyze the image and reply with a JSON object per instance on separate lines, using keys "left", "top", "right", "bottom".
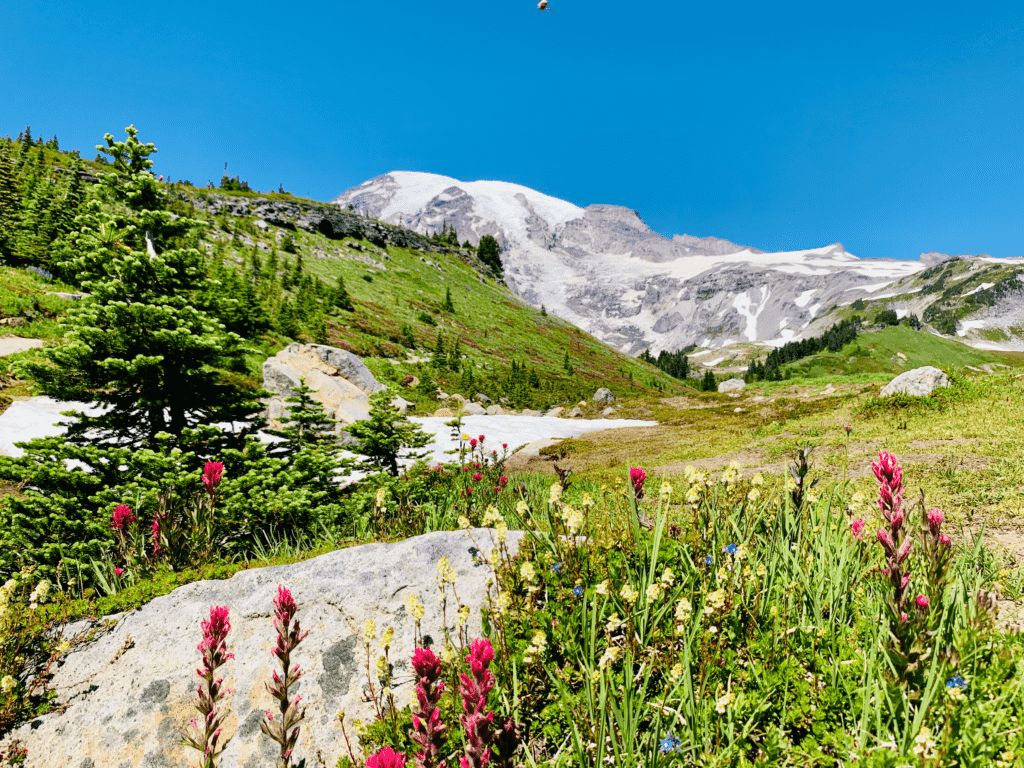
{"left": 334, "top": 172, "right": 1024, "bottom": 354}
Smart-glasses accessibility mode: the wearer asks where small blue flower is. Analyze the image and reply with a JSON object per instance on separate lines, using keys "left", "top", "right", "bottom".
{"left": 28, "top": 266, "right": 53, "bottom": 281}
{"left": 705, "top": 554, "right": 714, "bottom": 566}
{"left": 573, "top": 585, "right": 584, "bottom": 597}
{"left": 659, "top": 734, "right": 682, "bottom": 753}
{"left": 551, "top": 562, "right": 563, "bottom": 574}
{"left": 725, "top": 543, "right": 738, "bottom": 555}
{"left": 946, "top": 674, "right": 967, "bottom": 689}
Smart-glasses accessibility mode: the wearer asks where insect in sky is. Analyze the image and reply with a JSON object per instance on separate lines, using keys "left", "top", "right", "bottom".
{"left": 537, "top": 0, "right": 555, "bottom": 12}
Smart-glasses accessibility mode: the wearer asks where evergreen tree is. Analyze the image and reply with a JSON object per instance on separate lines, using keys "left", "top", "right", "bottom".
{"left": 700, "top": 369, "right": 717, "bottom": 392}
{"left": 443, "top": 285, "right": 455, "bottom": 313}
{"left": 332, "top": 274, "right": 354, "bottom": 311}
{"left": 477, "top": 235, "right": 502, "bottom": 276}
{"left": 0, "top": 143, "right": 20, "bottom": 261}
{"left": 265, "top": 377, "right": 340, "bottom": 458}
{"left": 448, "top": 337, "right": 462, "bottom": 372}
{"left": 19, "top": 125, "right": 262, "bottom": 450}
{"left": 345, "top": 389, "right": 431, "bottom": 476}
{"left": 431, "top": 330, "right": 446, "bottom": 368}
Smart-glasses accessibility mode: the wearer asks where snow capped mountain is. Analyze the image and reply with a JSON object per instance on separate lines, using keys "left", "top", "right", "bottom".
{"left": 334, "top": 173, "right": 1024, "bottom": 353}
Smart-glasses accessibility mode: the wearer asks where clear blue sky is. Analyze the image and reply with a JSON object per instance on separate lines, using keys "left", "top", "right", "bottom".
{"left": 3, "top": 1, "right": 1024, "bottom": 260}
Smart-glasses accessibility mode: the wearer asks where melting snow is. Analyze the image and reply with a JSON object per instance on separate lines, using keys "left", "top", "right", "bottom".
{"left": 961, "top": 282, "right": 995, "bottom": 297}
{"left": 957, "top": 319, "right": 988, "bottom": 337}
{"left": 794, "top": 289, "right": 816, "bottom": 308}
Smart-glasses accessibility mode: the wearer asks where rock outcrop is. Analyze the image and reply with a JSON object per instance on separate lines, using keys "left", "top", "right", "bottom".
{"left": 592, "top": 387, "right": 615, "bottom": 404}
{"left": 5, "top": 530, "right": 524, "bottom": 768}
{"left": 880, "top": 366, "right": 950, "bottom": 397}
{"left": 263, "top": 344, "right": 386, "bottom": 431}
{"left": 718, "top": 378, "right": 746, "bottom": 393}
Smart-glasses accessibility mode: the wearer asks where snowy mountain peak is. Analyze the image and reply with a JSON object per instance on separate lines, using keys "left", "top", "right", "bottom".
{"left": 334, "top": 173, "right": 1024, "bottom": 353}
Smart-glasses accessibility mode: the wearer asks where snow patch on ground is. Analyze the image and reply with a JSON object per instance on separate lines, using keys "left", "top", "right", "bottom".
{"left": 0, "top": 398, "right": 657, "bottom": 469}
{"left": 961, "top": 282, "right": 995, "bottom": 297}
{"left": 957, "top": 319, "right": 988, "bottom": 337}
{"left": 794, "top": 289, "right": 816, "bottom": 308}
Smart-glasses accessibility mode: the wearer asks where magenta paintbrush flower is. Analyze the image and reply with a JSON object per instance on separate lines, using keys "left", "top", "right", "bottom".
{"left": 410, "top": 646, "right": 447, "bottom": 768}
{"left": 202, "top": 461, "right": 225, "bottom": 495}
{"left": 367, "top": 747, "right": 408, "bottom": 768}
{"left": 111, "top": 504, "right": 135, "bottom": 532}
{"left": 629, "top": 467, "right": 647, "bottom": 499}
{"left": 180, "top": 605, "right": 233, "bottom": 768}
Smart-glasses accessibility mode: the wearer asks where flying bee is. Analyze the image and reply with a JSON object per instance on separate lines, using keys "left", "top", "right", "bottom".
{"left": 538, "top": 0, "right": 555, "bottom": 11}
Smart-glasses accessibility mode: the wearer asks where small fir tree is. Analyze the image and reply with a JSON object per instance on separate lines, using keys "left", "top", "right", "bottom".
{"left": 345, "top": 389, "right": 431, "bottom": 477}
{"left": 265, "top": 377, "right": 340, "bottom": 458}
{"left": 443, "top": 285, "right": 455, "bottom": 313}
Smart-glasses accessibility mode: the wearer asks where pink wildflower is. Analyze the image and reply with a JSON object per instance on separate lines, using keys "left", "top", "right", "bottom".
{"left": 499, "top": 475, "right": 508, "bottom": 488}
{"left": 900, "top": 612, "right": 909, "bottom": 623}
{"left": 469, "top": 439, "right": 477, "bottom": 448}
{"left": 111, "top": 504, "right": 135, "bottom": 532}
{"left": 367, "top": 747, "right": 407, "bottom": 768}
{"left": 473, "top": 473, "right": 483, "bottom": 482}
{"left": 478, "top": 435, "right": 485, "bottom": 442}
{"left": 939, "top": 533, "right": 951, "bottom": 546}
{"left": 927, "top": 508, "right": 944, "bottom": 535}
{"left": 411, "top": 647, "right": 447, "bottom": 768}
{"left": 459, "top": 638, "right": 497, "bottom": 768}
{"left": 629, "top": 467, "right": 647, "bottom": 500}
{"left": 851, "top": 519, "right": 866, "bottom": 540}
{"left": 114, "top": 566, "right": 124, "bottom": 576}
{"left": 502, "top": 443, "right": 507, "bottom": 449}
{"left": 202, "top": 461, "right": 225, "bottom": 495}
{"left": 916, "top": 595, "right": 930, "bottom": 609}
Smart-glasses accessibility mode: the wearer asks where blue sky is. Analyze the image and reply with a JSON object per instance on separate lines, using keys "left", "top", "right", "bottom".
{"left": 3, "top": 1, "right": 1023, "bottom": 260}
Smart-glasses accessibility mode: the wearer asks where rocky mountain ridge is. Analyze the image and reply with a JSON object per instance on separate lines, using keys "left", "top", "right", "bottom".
{"left": 333, "top": 172, "right": 1024, "bottom": 354}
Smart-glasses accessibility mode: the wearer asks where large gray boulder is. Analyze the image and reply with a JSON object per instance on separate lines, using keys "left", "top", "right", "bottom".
{"left": 592, "top": 387, "right": 615, "bottom": 404}
{"left": 461, "top": 402, "right": 486, "bottom": 416}
{"left": 718, "top": 378, "right": 745, "bottom": 393}
{"left": 880, "top": 366, "right": 950, "bottom": 397}
{"left": 6, "top": 530, "right": 524, "bottom": 768}
{"left": 263, "top": 344, "right": 386, "bottom": 430}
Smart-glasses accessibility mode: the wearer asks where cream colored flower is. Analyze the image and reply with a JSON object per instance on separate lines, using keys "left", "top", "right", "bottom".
{"left": 660, "top": 568, "right": 675, "bottom": 587}
{"left": 381, "top": 627, "right": 394, "bottom": 648}
{"left": 548, "top": 483, "right": 563, "bottom": 505}
{"left": 363, "top": 619, "right": 376, "bottom": 641}
{"left": 645, "top": 583, "right": 664, "bottom": 605}
{"left": 675, "top": 597, "right": 692, "bottom": 622}
{"left": 457, "top": 605, "right": 470, "bottom": 625}
{"left": 619, "top": 584, "right": 639, "bottom": 605}
{"left": 947, "top": 685, "right": 965, "bottom": 702}
{"left": 562, "top": 506, "right": 584, "bottom": 536}
{"left": 483, "top": 506, "right": 502, "bottom": 527}
{"left": 515, "top": 499, "right": 530, "bottom": 515}
{"left": 704, "top": 589, "right": 726, "bottom": 615}
{"left": 375, "top": 655, "right": 388, "bottom": 677}
{"left": 605, "top": 613, "right": 625, "bottom": 633}
{"left": 581, "top": 493, "right": 595, "bottom": 508}
{"left": 756, "top": 563, "right": 766, "bottom": 578}
{"left": 747, "top": 488, "right": 760, "bottom": 502}
{"left": 523, "top": 630, "right": 547, "bottom": 663}
{"left": 406, "top": 594, "right": 425, "bottom": 620}
{"left": 520, "top": 561, "right": 536, "bottom": 582}
{"left": 440, "top": 644, "right": 457, "bottom": 663}
{"left": 685, "top": 486, "right": 701, "bottom": 504}
{"left": 436, "top": 556, "right": 457, "bottom": 585}
{"left": 659, "top": 481, "right": 673, "bottom": 497}
{"left": 495, "top": 591, "right": 511, "bottom": 614}
{"left": 715, "top": 691, "right": 735, "bottom": 714}
{"left": 912, "top": 727, "right": 935, "bottom": 758}
{"left": 0, "top": 675, "right": 15, "bottom": 694}
{"left": 751, "top": 473, "right": 764, "bottom": 486}
{"left": 668, "top": 661, "right": 684, "bottom": 683}
{"left": 458, "top": 515, "right": 471, "bottom": 529}
{"left": 598, "top": 645, "right": 621, "bottom": 669}
{"left": 595, "top": 580, "right": 611, "bottom": 596}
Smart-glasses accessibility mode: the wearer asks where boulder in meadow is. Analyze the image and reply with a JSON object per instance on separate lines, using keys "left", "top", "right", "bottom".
{"left": 544, "top": 407, "right": 564, "bottom": 418}
{"left": 4, "top": 530, "right": 524, "bottom": 768}
{"left": 718, "top": 378, "right": 745, "bottom": 393}
{"left": 262, "top": 344, "right": 386, "bottom": 431}
{"left": 880, "top": 366, "right": 949, "bottom": 397}
{"left": 461, "top": 402, "right": 486, "bottom": 416}
{"left": 486, "top": 404, "right": 505, "bottom": 416}
{"left": 592, "top": 387, "right": 615, "bottom": 404}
